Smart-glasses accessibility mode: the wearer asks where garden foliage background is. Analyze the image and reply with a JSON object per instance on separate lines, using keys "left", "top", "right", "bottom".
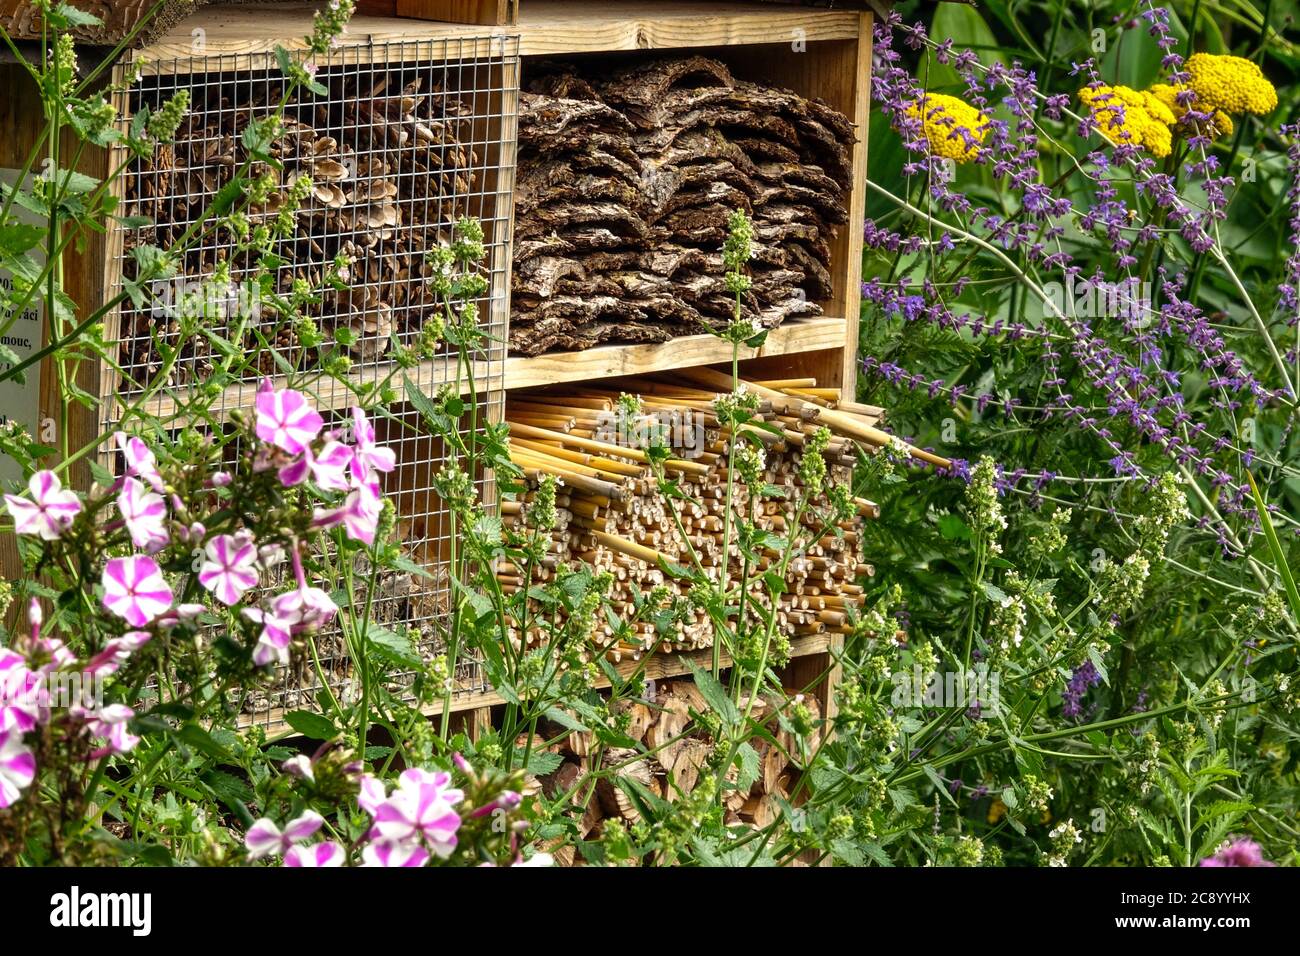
{"left": 0, "top": 0, "right": 1298, "bottom": 867}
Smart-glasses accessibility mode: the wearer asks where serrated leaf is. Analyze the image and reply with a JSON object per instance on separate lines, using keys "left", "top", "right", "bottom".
{"left": 284, "top": 710, "right": 339, "bottom": 740}
{"left": 682, "top": 658, "right": 739, "bottom": 730}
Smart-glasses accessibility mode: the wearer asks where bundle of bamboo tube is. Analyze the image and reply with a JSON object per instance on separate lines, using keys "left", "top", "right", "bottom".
{"left": 500, "top": 369, "right": 948, "bottom": 661}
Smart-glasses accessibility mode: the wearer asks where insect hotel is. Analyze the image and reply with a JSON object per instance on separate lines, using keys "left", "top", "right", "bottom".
{"left": 1, "top": 0, "right": 918, "bottom": 823}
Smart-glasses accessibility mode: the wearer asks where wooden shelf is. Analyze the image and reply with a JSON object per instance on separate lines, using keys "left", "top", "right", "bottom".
{"left": 503, "top": 316, "right": 846, "bottom": 392}
{"left": 135, "top": 1, "right": 863, "bottom": 58}
{"left": 134, "top": 316, "right": 845, "bottom": 420}
{"left": 515, "top": 1, "right": 862, "bottom": 55}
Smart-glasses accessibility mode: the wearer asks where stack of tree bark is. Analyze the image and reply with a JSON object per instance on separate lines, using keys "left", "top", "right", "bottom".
{"left": 510, "top": 56, "right": 855, "bottom": 356}
{"left": 498, "top": 368, "right": 948, "bottom": 660}
{"left": 532, "top": 678, "right": 824, "bottom": 865}
{"left": 121, "top": 67, "right": 480, "bottom": 390}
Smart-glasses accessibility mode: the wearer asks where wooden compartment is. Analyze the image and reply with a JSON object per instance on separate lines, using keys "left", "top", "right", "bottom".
{"left": 1, "top": 0, "right": 874, "bottom": 728}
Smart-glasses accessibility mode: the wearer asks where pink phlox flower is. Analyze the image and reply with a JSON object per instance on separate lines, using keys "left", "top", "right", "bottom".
{"left": 116, "top": 477, "right": 170, "bottom": 552}
{"left": 1198, "top": 837, "right": 1274, "bottom": 867}
{"left": 0, "top": 729, "right": 36, "bottom": 809}
{"left": 349, "top": 407, "right": 396, "bottom": 482}
{"left": 255, "top": 380, "right": 324, "bottom": 455}
{"left": 245, "top": 810, "right": 325, "bottom": 860}
{"left": 242, "top": 604, "right": 295, "bottom": 667}
{"left": 4, "top": 470, "right": 82, "bottom": 540}
{"left": 368, "top": 767, "right": 463, "bottom": 858}
{"left": 155, "top": 603, "right": 206, "bottom": 630}
{"left": 0, "top": 651, "right": 44, "bottom": 733}
{"left": 315, "top": 477, "right": 383, "bottom": 545}
{"left": 282, "top": 754, "right": 315, "bottom": 781}
{"left": 101, "top": 555, "right": 173, "bottom": 627}
{"left": 471, "top": 789, "right": 522, "bottom": 818}
{"left": 85, "top": 703, "right": 140, "bottom": 757}
{"left": 113, "top": 432, "right": 164, "bottom": 492}
{"left": 357, "top": 773, "right": 388, "bottom": 815}
{"left": 83, "top": 631, "right": 151, "bottom": 678}
{"left": 284, "top": 841, "right": 345, "bottom": 867}
{"left": 278, "top": 438, "right": 354, "bottom": 491}
{"left": 198, "top": 532, "right": 260, "bottom": 606}
{"left": 276, "top": 545, "right": 339, "bottom": 630}
{"left": 361, "top": 839, "right": 429, "bottom": 868}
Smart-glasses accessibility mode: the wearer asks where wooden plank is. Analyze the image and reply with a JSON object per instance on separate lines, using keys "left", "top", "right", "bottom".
{"left": 0, "top": 64, "right": 112, "bottom": 581}
{"left": 136, "top": 317, "right": 844, "bottom": 419}
{"left": 358, "top": 0, "right": 515, "bottom": 24}
{"left": 503, "top": 317, "right": 846, "bottom": 392}
{"left": 131, "top": 2, "right": 861, "bottom": 58}
{"left": 720, "top": 17, "right": 869, "bottom": 389}
{"left": 516, "top": 1, "right": 861, "bottom": 55}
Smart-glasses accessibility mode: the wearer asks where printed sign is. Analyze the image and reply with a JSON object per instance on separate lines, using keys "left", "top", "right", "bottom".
{"left": 0, "top": 168, "right": 47, "bottom": 486}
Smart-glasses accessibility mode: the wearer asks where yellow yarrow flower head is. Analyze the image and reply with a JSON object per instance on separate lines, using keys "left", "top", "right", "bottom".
{"left": 1078, "top": 84, "right": 1173, "bottom": 158}
{"left": 904, "top": 93, "right": 988, "bottom": 163}
{"left": 1147, "top": 83, "right": 1234, "bottom": 139}
{"left": 1185, "top": 53, "right": 1277, "bottom": 115}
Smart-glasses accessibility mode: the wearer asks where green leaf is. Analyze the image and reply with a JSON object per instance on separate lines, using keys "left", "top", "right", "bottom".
{"left": 733, "top": 742, "right": 760, "bottom": 792}
{"left": 936, "top": 513, "right": 971, "bottom": 541}
{"left": 173, "top": 723, "right": 232, "bottom": 760}
{"left": 275, "top": 46, "right": 294, "bottom": 78}
{"left": 982, "top": 581, "right": 1008, "bottom": 604}
{"left": 682, "top": 658, "right": 739, "bottom": 730}
{"left": 52, "top": 3, "right": 104, "bottom": 27}
{"left": 0, "top": 223, "right": 44, "bottom": 258}
{"left": 1087, "top": 645, "right": 1110, "bottom": 686}
{"left": 543, "top": 706, "right": 589, "bottom": 733}
{"left": 284, "top": 710, "right": 339, "bottom": 740}
{"left": 201, "top": 770, "right": 254, "bottom": 812}
{"left": 364, "top": 623, "right": 422, "bottom": 669}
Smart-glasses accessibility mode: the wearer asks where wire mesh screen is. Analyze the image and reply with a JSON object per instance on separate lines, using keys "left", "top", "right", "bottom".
{"left": 102, "top": 36, "right": 517, "bottom": 732}
{"left": 110, "top": 34, "right": 516, "bottom": 414}
{"left": 236, "top": 401, "right": 499, "bottom": 731}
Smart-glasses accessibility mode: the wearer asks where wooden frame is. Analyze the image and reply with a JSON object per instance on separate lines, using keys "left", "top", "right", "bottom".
{"left": 1, "top": 0, "right": 873, "bottom": 728}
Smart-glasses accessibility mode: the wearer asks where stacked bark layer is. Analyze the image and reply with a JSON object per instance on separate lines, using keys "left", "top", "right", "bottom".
{"left": 499, "top": 369, "right": 946, "bottom": 660}
{"left": 511, "top": 57, "right": 855, "bottom": 356}
{"left": 533, "top": 677, "right": 824, "bottom": 865}
{"left": 121, "top": 65, "right": 481, "bottom": 390}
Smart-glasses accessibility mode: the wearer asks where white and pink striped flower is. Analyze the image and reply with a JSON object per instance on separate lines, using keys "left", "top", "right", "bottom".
{"left": 117, "top": 477, "right": 170, "bottom": 552}
{"left": 114, "top": 431, "right": 164, "bottom": 492}
{"left": 85, "top": 704, "right": 140, "bottom": 757}
{"left": 0, "top": 651, "right": 43, "bottom": 733}
{"left": 101, "top": 555, "right": 173, "bottom": 627}
{"left": 255, "top": 381, "right": 324, "bottom": 455}
{"left": 0, "top": 729, "right": 35, "bottom": 809}
{"left": 278, "top": 438, "right": 354, "bottom": 491}
{"left": 83, "top": 631, "right": 151, "bottom": 679}
{"left": 350, "top": 407, "right": 396, "bottom": 482}
{"left": 368, "top": 768, "right": 464, "bottom": 859}
{"left": 284, "top": 841, "right": 345, "bottom": 867}
{"left": 4, "top": 470, "right": 82, "bottom": 540}
{"left": 246, "top": 810, "right": 325, "bottom": 860}
{"left": 282, "top": 754, "right": 315, "bottom": 782}
{"left": 242, "top": 604, "right": 295, "bottom": 667}
{"left": 315, "top": 478, "right": 383, "bottom": 546}
{"left": 361, "top": 839, "right": 429, "bottom": 868}
{"left": 198, "top": 533, "right": 260, "bottom": 606}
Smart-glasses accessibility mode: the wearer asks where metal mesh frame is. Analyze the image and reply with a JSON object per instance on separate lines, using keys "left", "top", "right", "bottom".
{"left": 102, "top": 36, "right": 517, "bottom": 731}
{"left": 110, "top": 34, "right": 516, "bottom": 412}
